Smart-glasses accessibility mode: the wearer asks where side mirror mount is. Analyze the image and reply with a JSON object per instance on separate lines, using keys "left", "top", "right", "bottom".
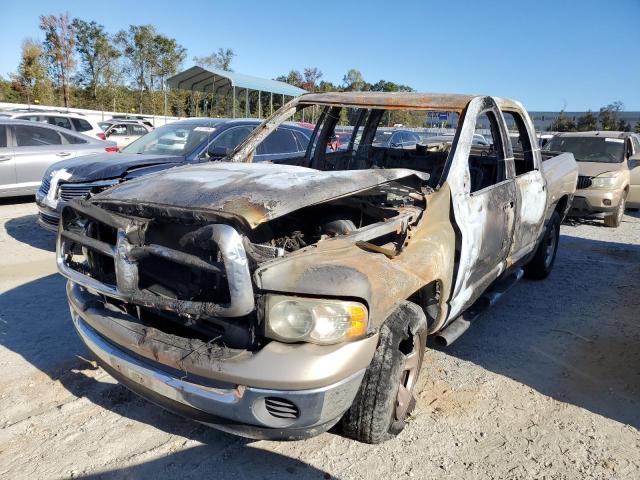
{"left": 207, "top": 145, "right": 231, "bottom": 159}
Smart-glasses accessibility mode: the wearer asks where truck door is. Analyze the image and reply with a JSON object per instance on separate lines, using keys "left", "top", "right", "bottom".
{"left": 445, "top": 96, "right": 516, "bottom": 318}
{"left": 503, "top": 109, "right": 546, "bottom": 261}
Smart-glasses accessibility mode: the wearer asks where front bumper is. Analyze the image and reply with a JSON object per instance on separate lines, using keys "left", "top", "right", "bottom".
{"left": 568, "top": 188, "right": 623, "bottom": 216}
{"left": 67, "top": 283, "right": 373, "bottom": 440}
{"left": 35, "top": 190, "right": 60, "bottom": 231}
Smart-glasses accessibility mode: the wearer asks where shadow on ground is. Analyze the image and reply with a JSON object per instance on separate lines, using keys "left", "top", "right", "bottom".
{"left": 434, "top": 232, "right": 640, "bottom": 428}
{"left": 77, "top": 445, "right": 335, "bottom": 479}
{"left": 0, "top": 274, "right": 336, "bottom": 478}
{"left": 4, "top": 214, "right": 56, "bottom": 252}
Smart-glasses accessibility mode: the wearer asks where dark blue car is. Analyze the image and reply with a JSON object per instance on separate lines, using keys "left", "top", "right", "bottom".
{"left": 35, "top": 118, "right": 312, "bottom": 230}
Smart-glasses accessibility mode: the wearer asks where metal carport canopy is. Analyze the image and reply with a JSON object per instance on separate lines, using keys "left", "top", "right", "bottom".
{"left": 167, "top": 66, "right": 307, "bottom": 97}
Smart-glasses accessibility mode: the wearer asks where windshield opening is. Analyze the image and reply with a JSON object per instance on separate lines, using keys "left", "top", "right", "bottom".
{"left": 543, "top": 136, "right": 625, "bottom": 163}
{"left": 239, "top": 104, "right": 461, "bottom": 188}
{"left": 121, "top": 121, "right": 223, "bottom": 156}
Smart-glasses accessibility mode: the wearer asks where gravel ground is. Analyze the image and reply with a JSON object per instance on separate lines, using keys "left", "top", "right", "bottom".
{"left": 0, "top": 198, "right": 638, "bottom": 480}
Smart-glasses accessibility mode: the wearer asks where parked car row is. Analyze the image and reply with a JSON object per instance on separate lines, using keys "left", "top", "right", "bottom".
{"left": 33, "top": 118, "right": 311, "bottom": 229}
{"left": 0, "top": 109, "right": 106, "bottom": 140}
{"left": 0, "top": 119, "right": 118, "bottom": 199}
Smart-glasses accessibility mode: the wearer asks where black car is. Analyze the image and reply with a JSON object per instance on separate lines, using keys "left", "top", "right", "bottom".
{"left": 35, "top": 118, "right": 312, "bottom": 230}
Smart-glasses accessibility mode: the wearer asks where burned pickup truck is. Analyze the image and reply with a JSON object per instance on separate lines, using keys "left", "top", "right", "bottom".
{"left": 57, "top": 93, "right": 577, "bottom": 443}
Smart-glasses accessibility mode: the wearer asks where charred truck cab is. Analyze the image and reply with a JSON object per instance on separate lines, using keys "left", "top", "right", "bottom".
{"left": 58, "top": 93, "right": 577, "bottom": 443}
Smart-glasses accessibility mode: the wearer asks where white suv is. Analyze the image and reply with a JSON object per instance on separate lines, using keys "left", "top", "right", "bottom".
{"left": 0, "top": 110, "right": 106, "bottom": 140}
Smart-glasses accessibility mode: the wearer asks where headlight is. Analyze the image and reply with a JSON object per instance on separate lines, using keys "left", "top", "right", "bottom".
{"left": 265, "top": 295, "right": 368, "bottom": 345}
{"left": 591, "top": 173, "right": 619, "bottom": 188}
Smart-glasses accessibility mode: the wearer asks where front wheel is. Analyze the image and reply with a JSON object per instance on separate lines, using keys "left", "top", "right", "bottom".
{"left": 604, "top": 193, "right": 626, "bottom": 228}
{"left": 524, "top": 210, "right": 561, "bottom": 280}
{"left": 341, "top": 301, "right": 427, "bottom": 444}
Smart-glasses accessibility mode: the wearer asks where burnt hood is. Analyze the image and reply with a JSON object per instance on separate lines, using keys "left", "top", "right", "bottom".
{"left": 92, "top": 162, "right": 429, "bottom": 228}
{"left": 45, "top": 153, "right": 184, "bottom": 183}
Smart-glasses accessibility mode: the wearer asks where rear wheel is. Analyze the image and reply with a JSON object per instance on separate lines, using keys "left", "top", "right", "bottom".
{"left": 604, "top": 193, "right": 626, "bottom": 228}
{"left": 341, "top": 301, "right": 427, "bottom": 444}
{"left": 524, "top": 210, "right": 560, "bottom": 280}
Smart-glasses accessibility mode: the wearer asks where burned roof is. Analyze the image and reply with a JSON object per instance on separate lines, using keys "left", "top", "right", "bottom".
{"left": 294, "top": 92, "right": 526, "bottom": 113}
{"left": 553, "top": 131, "right": 638, "bottom": 139}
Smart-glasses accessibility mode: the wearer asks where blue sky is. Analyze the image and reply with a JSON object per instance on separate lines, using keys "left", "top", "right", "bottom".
{"left": 1, "top": 0, "right": 638, "bottom": 111}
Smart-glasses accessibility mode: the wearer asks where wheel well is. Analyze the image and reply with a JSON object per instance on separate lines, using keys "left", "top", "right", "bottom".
{"left": 555, "top": 195, "right": 569, "bottom": 219}
{"left": 408, "top": 280, "right": 441, "bottom": 330}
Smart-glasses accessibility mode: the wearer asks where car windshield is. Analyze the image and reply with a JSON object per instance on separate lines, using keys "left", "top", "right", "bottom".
{"left": 373, "top": 130, "right": 393, "bottom": 145}
{"left": 122, "top": 122, "right": 220, "bottom": 156}
{"left": 543, "top": 136, "right": 625, "bottom": 163}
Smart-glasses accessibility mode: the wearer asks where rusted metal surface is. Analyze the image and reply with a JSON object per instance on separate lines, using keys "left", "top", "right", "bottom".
{"left": 297, "top": 92, "right": 475, "bottom": 112}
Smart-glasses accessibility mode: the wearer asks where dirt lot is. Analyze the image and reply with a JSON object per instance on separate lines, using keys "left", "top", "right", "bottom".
{"left": 0, "top": 198, "right": 638, "bottom": 480}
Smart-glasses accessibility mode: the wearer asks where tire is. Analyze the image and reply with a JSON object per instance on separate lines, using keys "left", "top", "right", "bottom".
{"left": 524, "top": 210, "right": 561, "bottom": 280}
{"left": 341, "top": 301, "right": 427, "bottom": 444}
{"left": 603, "top": 193, "right": 626, "bottom": 228}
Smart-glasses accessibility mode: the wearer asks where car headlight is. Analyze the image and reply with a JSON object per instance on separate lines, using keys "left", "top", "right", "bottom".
{"left": 265, "top": 295, "right": 368, "bottom": 345}
{"left": 591, "top": 173, "right": 619, "bottom": 188}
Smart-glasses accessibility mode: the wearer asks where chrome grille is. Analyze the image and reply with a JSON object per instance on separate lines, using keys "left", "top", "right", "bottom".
{"left": 39, "top": 177, "right": 51, "bottom": 195}
{"left": 577, "top": 175, "right": 592, "bottom": 190}
{"left": 264, "top": 397, "right": 300, "bottom": 419}
{"left": 59, "top": 184, "right": 93, "bottom": 201}
{"left": 57, "top": 203, "right": 254, "bottom": 318}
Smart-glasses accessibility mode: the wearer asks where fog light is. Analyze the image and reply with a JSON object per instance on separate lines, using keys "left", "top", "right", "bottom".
{"left": 603, "top": 199, "right": 611, "bottom": 206}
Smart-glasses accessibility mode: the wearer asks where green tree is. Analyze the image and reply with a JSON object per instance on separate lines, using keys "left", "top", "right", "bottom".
{"left": 72, "top": 18, "right": 120, "bottom": 101}
{"left": 634, "top": 122, "right": 640, "bottom": 134}
{"left": 342, "top": 69, "right": 366, "bottom": 91}
{"left": 548, "top": 111, "right": 576, "bottom": 132}
{"left": 40, "top": 13, "right": 76, "bottom": 107}
{"left": 371, "top": 80, "right": 413, "bottom": 92}
{"left": 193, "top": 48, "right": 235, "bottom": 71}
{"left": 316, "top": 80, "right": 338, "bottom": 92}
{"left": 598, "top": 101, "right": 624, "bottom": 130}
{"left": 275, "top": 70, "right": 304, "bottom": 88}
{"left": 576, "top": 111, "right": 597, "bottom": 131}
{"left": 116, "top": 25, "right": 157, "bottom": 112}
{"left": 116, "top": 25, "right": 185, "bottom": 113}
{"left": 12, "top": 38, "right": 53, "bottom": 106}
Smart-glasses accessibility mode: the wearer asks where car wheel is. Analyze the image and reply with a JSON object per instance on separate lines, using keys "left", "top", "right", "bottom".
{"left": 341, "top": 301, "right": 427, "bottom": 444}
{"left": 604, "top": 193, "right": 626, "bottom": 228}
{"left": 524, "top": 210, "right": 561, "bottom": 280}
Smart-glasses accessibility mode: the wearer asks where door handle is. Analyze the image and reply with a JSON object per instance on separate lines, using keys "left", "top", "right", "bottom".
{"left": 56, "top": 152, "right": 72, "bottom": 157}
{"left": 0, "top": 156, "right": 11, "bottom": 162}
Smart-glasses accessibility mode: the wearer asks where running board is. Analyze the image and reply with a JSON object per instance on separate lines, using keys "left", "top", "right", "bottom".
{"left": 434, "top": 268, "right": 524, "bottom": 347}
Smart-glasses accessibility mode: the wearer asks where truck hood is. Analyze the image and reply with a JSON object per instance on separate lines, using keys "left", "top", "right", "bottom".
{"left": 46, "top": 153, "right": 184, "bottom": 183}
{"left": 577, "top": 161, "right": 625, "bottom": 177}
{"left": 93, "top": 162, "right": 429, "bottom": 228}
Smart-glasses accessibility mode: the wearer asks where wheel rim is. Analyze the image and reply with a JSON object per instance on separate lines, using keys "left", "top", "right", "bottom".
{"left": 395, "top": 331, "right": 427, "bottom": 422}
{"left": 544, "top": 223, "right": 558, "bottom": 269}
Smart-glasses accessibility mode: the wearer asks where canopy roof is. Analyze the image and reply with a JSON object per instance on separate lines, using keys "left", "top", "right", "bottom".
{"left": 167, "top": 66, "right": 307, "bottom": 97}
